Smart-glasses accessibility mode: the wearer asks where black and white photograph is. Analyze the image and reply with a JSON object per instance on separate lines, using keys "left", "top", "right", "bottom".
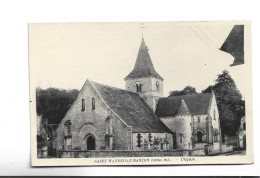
{"left": 29, "top": 21, "right": 252, "bottom": 166}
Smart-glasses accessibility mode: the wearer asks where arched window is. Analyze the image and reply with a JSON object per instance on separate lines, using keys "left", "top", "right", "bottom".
{"left": 156, "top": 81, "right": 160, "bottom": 91}
{"left": 92, "top": 98, "right": 95, "bottom": 110}
{"left": 148, "top": 133, "right": 152, "bottom": 142}
{"left": 214, "top": 134, "right": 218, "bottom": 142}
{"left": 136, "top": 82, "right": 142, "bottom": 92}
{"left": 105, "top": 118, "right": 109, "bottom": 135}
{"left": 81, "top": 99, "right": 85, "bottom": 111}
{"left": 243, "top": 123, "right": 246, "bottom": 130}
{"left": 197, "top": 131, "right": 203, "bottom": 143}
{"left": 137, "top": 133, "right": 142, "bottom": 147}
{"left": 64, "top": 120, "right": 71, "bottom": 136}
{"left": 179, "top": 134, "right": 183, "bottom": 143}
{"left": 105, "top": 117, "right": 113, "bottom": 135}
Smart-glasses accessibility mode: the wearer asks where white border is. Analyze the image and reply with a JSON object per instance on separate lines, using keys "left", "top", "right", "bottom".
{"left": 0, "top": 0, "right": 260, "bottom": 176}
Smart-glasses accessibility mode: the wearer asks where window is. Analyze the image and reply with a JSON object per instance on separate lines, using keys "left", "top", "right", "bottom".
{"left": 137, "top": 133, "right": 142, "bottom": 147}
{"left": 105, "top": 118, "right": 110, "bottom": 135}
{"left": 136, "top": 82, "right": 142, "bottom": 92}
{"left": 92, "top": 98, "right": 95, "bottom": 110}
{"left": 156, "top": 81, "right": 160, "bottom": 91}
{"left": 105, "top": 117, "right": 113, "bottom": 135}
{"left": 64, "top": 120, "right": 71, "bottom": 136}
{"left": 179, "top": 134, "right": 183, "bottom": 143}
{"left": 148, "top": 133, "right": 152, "bottom": 142}
{"left": 214, "top": 135, "right": 218, "bottom": 142}
{"left": 81, "top": 99, "right": 85, "bottom": 111}
{"left": 198, "top": 117, "right": 200, "bottom": 123}
{"left": 213, "top": 110, "right": 216, "bottom": 120}
{"left": 105, "top": 135, "right": 110, "bottom": 147}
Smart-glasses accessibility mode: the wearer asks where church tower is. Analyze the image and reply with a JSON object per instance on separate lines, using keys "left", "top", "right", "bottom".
{"left": 124, "top": 37, "right": 164, "bottom": 112}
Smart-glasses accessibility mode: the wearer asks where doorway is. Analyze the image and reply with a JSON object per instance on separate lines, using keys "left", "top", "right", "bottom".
{"left": 197, "top": 131, "right": 203, "bottom": 143}
{"left": 86, "top": 135, "right": 96, "bottom": 150}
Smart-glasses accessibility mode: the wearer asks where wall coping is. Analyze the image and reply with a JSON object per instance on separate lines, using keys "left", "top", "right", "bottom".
{"left": 59, "top": 149, "right": 203, "bottom": 152}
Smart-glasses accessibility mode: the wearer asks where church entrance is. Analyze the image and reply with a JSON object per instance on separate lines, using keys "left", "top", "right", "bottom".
{"left": 86, "top": 135, "right": 96, "bottom": 150}
{"left": 197, "top": 131, "right": 203, "bottom": 143}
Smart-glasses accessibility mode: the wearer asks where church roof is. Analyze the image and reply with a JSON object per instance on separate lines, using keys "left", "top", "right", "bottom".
{"left": 155, "top": 93, "right": 212, "bottom": 117}
{"left": 89, "top": 81, "right": 170, "bottom": 133}
{"left": 124, "top": 38, "right": 163, "bottom": 80}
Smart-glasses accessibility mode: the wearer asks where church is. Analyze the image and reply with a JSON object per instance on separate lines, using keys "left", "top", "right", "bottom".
{"left": 55, "top": 36, "right": 222, "bottom": 153}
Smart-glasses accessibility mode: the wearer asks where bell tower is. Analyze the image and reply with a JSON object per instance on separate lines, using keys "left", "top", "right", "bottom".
{"left": 124, "top": 37, "right": 164, "bottom": 112}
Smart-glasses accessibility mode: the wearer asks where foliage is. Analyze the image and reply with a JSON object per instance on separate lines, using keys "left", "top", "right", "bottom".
{"left": 169, "top": 86, "right": 197, "bottom": 97}
{"left": 202, "top": 70, "right": 245, "bottom": 136}
{"left": 36, "top": 87, "right": 79, "bottom": 125}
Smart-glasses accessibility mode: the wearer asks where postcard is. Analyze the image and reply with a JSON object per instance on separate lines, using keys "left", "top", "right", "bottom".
{"left": 29, "top": 21, "right": 252, "bottom": 166}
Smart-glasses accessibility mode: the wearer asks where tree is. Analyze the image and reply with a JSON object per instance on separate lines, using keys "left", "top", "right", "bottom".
{"left": 169, "top": 86, "right": 197, "bottom": 97}
{"left": 202, "top": 70, "right": 245, "bottom": 136}
{"left": 36, "top": 87, "right": 79, "bottom": 125}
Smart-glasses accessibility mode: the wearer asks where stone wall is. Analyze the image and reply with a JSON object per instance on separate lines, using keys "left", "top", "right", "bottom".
{"left": 125, "top": 77, "right": 163, "bottom": 111}
{"left": 59, "top": 149, "right": 209, "bottom": 158}
{"left": 125, "top": 77, "right": 164, "bottom": 95}
{"left": 208, "top": 92, "right": 221, "bottom": 144}
{"left": 221, "top": 144, "right": 233, "bottom": 153}
{"left": 192, "top": 115, "right": 212, "bottom": 143}
{"left": 189, "top": 149, "right": 205, "bottom": 156}
{"left": 194, "top": 143, "right": 207, "bottom": 149}
{"left": 55, "top": 80, "right": 132, "bottom": 151}
{"left": 160, "top": 115, "right": 192, "bottom": 150}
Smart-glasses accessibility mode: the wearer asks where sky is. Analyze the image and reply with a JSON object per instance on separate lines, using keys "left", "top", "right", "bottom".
{"left": 29, "top": 22, "right": 250, "bottom": 97}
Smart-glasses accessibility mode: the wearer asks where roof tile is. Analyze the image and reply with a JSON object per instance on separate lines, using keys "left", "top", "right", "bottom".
{"left": 90, "top": 81, "right": 170, "bottom": 133}
{"left": 125, "top": 38, "right": 163, "bottom": 80}
{"left": 155, "top": 93, "right": 212, "bottom": 117}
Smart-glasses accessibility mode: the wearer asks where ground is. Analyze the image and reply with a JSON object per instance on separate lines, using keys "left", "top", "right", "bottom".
{"left": 212, "top": 150, "right": 246, "bottom": 156}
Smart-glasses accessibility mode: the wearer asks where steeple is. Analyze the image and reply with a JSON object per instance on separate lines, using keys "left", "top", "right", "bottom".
{"left": 124, "top": 38, "right": 163, "bottom": 80}
{"left": 124, "top": 35, "right": 164, "bottom": 112}
{"left": 176, "top": 98, "right": 190, "bottom": 115}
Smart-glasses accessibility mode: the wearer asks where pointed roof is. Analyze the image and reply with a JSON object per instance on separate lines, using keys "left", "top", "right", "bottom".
{"left": 124, "top": 38, "right": 163, "bottom": 80}
{"left": 88, "top": 80, "right": 170, "bottom": 133}
{"left": 176, "top": 98, "right": 190, "bottom": 115}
